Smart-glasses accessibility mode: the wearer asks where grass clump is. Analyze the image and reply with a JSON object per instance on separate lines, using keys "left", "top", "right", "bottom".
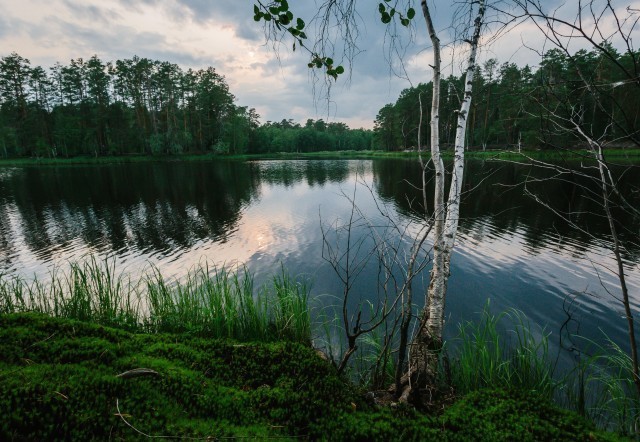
{"left": 448, "top": 305, "right": 555, "bottom": 398}
{"left": 444, "top": 304, "right": 640, "bottom": 436}
{"left": 0, "top": 258, "right": 311, "bottom": 343}
{"left": 560, "top": 336, "right": 640, "bottom": 435}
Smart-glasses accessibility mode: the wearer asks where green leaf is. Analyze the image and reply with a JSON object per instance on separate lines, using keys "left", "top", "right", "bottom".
{"left": 381, "top": 12, "right": 391, "bottom": 24}
{"left": 325, "top": 57, "right": 333, "bottom": 66}
{"left": 296, "top": 17, "right": 305, "bottom": 30}
{"left": 378, "top": 3, "right": 385, "bottom": 13}
{"left": 280, "top": 14, "right": 290, "bottom": 25}
{"left": 264, "top": 14, "right": 272, "bottom": 21}
{"left": 254, "top": 14, "right": 261, "bottom": 22}
{"left": 401, "top": 18, "right": 410, "bottom": 27}
{"left": 280, "top": 0, "right": 289, "bottom": 11}
{"left": 253, "top": 4, "right": 259, "bottom": 15}
{"left": 269, "top": 6, "right": 279, "bottom": 14}
{"left": 390, "top": 8, "right": 396, "bottom": 17}
{"left": 407, "top": 7, "right": 416, "bottom": 19}
{"left": 335, "top": 66, "right": 345, "bottom": 74}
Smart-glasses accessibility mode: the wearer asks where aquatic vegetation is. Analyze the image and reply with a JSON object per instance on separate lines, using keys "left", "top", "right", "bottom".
{"left": 0, "top": 258, "right": 311, "bottom": 343}
{"left": 448, "top": 306, "right": 555, "bottom": 398}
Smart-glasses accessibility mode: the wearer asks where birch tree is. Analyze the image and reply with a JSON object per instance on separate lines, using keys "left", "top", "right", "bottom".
{"left": 396, "top": 0, "right": 485, "bottom": 402}
{"left": 253, "top": 0, "right": 487, "bottom": 402}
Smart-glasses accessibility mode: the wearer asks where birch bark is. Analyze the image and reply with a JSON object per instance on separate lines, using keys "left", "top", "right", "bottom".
{"left": 400, "top": 0, "right": 485, "bottom": 402}
{"left": 425, "top": 0, "right": 485, "bottom": 344}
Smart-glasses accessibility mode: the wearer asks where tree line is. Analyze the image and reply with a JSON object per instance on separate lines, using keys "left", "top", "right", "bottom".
{"left": 0, "top": 52, "right": 373, "bottom": 158}
{"left": 3, "top": 46, "right": 638, "bottom": 158}
{"left": 374, "top": 45, "right": 640, "bottom": 151}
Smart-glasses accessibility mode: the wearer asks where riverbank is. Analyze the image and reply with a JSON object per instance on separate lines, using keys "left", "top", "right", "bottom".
{"left": 0, "top": 260, "right": 638, "bottom": 439}
{"left": 1, "top": 147, "right": 638, "bottom": 166}
{"left": 0, "top": 313, "right": 621, "bottom": 441}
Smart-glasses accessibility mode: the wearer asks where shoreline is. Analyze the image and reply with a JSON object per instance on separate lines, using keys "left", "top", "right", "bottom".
{"left": 0, "top": 147, "right": 639, "bottom": 167}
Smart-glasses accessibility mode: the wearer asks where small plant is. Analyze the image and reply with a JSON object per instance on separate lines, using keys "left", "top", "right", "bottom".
{"left": 447, "top": 303, "right": 555, "bottom": 398}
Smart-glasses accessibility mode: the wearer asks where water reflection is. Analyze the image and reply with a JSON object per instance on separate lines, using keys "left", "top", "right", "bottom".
{"left": 0, "top": 158, "right": 638, "bottom": 357}
{"left": 372, "top": 158, "right": 640, "bottom": 257}
{"left": 254, "top": 159, "right": 351, "bottom": 187}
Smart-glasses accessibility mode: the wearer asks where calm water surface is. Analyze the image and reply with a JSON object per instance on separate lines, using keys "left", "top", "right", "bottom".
{"left": 0, "top": 158, "right": 639, "bottom": 358}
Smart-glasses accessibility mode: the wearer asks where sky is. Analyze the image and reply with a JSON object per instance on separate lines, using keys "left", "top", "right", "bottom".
{"left": 1, "top": 0, "right": 638, "bottom": 129}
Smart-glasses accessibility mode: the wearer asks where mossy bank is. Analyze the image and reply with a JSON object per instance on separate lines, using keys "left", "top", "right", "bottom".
{"left": 0, "top": 313, "right": 622, "bottom": 441}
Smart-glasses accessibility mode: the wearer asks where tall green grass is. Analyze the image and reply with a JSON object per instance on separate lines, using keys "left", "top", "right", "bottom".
{"left": 0, "top": 258, "right": 310, "bottom": 343}
{"left": 446, "top": 304, "right": 640, "bottom": 434}
{"left": 447, "top": 305, "right": 556, "bottom": 398}
{"left": 560, "top": 336, "right": 640, "bottom": 434}
{"left": 336, "top": 299, "right": 638, "bottom": 433}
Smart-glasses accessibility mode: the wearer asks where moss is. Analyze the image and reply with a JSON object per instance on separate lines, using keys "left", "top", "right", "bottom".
{"left": 0, "top": 313, "right": 626, "bottom": 441}
{"left": 0, "top": 313, "right": 359, "bottom": 439}
{"left": 440, "top": 389, "right": 622, "bottom": 441}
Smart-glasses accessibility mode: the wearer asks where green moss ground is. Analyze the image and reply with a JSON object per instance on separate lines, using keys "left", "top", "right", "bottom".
{"left": 0, "top": 313, "right": 624, "bottom": 441}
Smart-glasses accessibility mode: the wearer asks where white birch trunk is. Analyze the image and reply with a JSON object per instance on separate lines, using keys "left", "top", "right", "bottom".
{"left": 399, "top": 0, "right": 485, "bottom": 403}
{"left": 425, "top": 0, "right": 485, "bottom": 345}
{"left": 423, "top": 0, "right": 445, "bottom": 339}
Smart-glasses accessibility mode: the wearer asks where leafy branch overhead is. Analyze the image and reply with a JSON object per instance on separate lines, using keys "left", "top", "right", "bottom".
{"left": 253, "top": 1, "right": 416, "bottom": 80}
{"left": 378, "top": 1, "right": 416, "bottom": 26}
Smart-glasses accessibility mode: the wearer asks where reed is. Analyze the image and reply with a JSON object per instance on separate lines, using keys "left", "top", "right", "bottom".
{"left": 447, "top": 304, "right": 556, "bottom": 398}
{"left": 0, "top": 258, "right": 311, "bottom": 343}
{"left": 560, "top": 336, "right": 640, "bottom": 434}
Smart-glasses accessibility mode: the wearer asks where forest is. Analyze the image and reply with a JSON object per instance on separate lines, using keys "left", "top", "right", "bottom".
{"left": 374, "top": 45, "right": 640, "bottom": 151}
{"left": 1, "top": 46, "right": 638, "bottom": 159}
{"left": 0, "top": 53, "right": 373, "bottom": 158}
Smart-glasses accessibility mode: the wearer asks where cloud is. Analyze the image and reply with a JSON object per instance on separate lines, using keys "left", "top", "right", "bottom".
{"left": 171, "top": 0, "right": 264, "bottom": 41}
{"left": 61, "top": 1, "right": 122, "bottom": 25}
{"left": 0, "top": 15, "right": 10, "bottom": 39}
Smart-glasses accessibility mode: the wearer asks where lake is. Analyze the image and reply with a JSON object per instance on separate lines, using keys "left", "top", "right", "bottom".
{"left": 0, "top": 157, "right": 638, "bottom": 361}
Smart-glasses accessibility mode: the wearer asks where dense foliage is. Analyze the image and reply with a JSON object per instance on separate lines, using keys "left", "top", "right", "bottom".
{"left": 0, "top": 53, "right": 373, "bottom": 158}
{"left": 2, "top": 46, "right": 637, "bottom": 157}
{"left": 374, "top": 46, "right": 640, "bottom": 151}
{"left": 0, "top": 313, "right": 620, "bottom": 441}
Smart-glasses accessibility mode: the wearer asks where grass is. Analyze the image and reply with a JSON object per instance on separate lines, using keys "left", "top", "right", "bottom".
{"left": 0, "top": 258, "right": 311, "bottom": 344}
{"left": 442, "top": 304, "right": 640, "bottom": 435}
{"left": 447, "top": 305, "right": 555, "bottom": 398}
{"left": 558, "top": 336, "right": 640, "bottom": 434}
{"left": 338, "top": 301, "right": 640, "bottom": 435}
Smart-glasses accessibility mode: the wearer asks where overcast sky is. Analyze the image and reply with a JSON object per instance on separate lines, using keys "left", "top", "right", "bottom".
{"left": 1, "top": 0, "right": 637, "bottom": 128}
